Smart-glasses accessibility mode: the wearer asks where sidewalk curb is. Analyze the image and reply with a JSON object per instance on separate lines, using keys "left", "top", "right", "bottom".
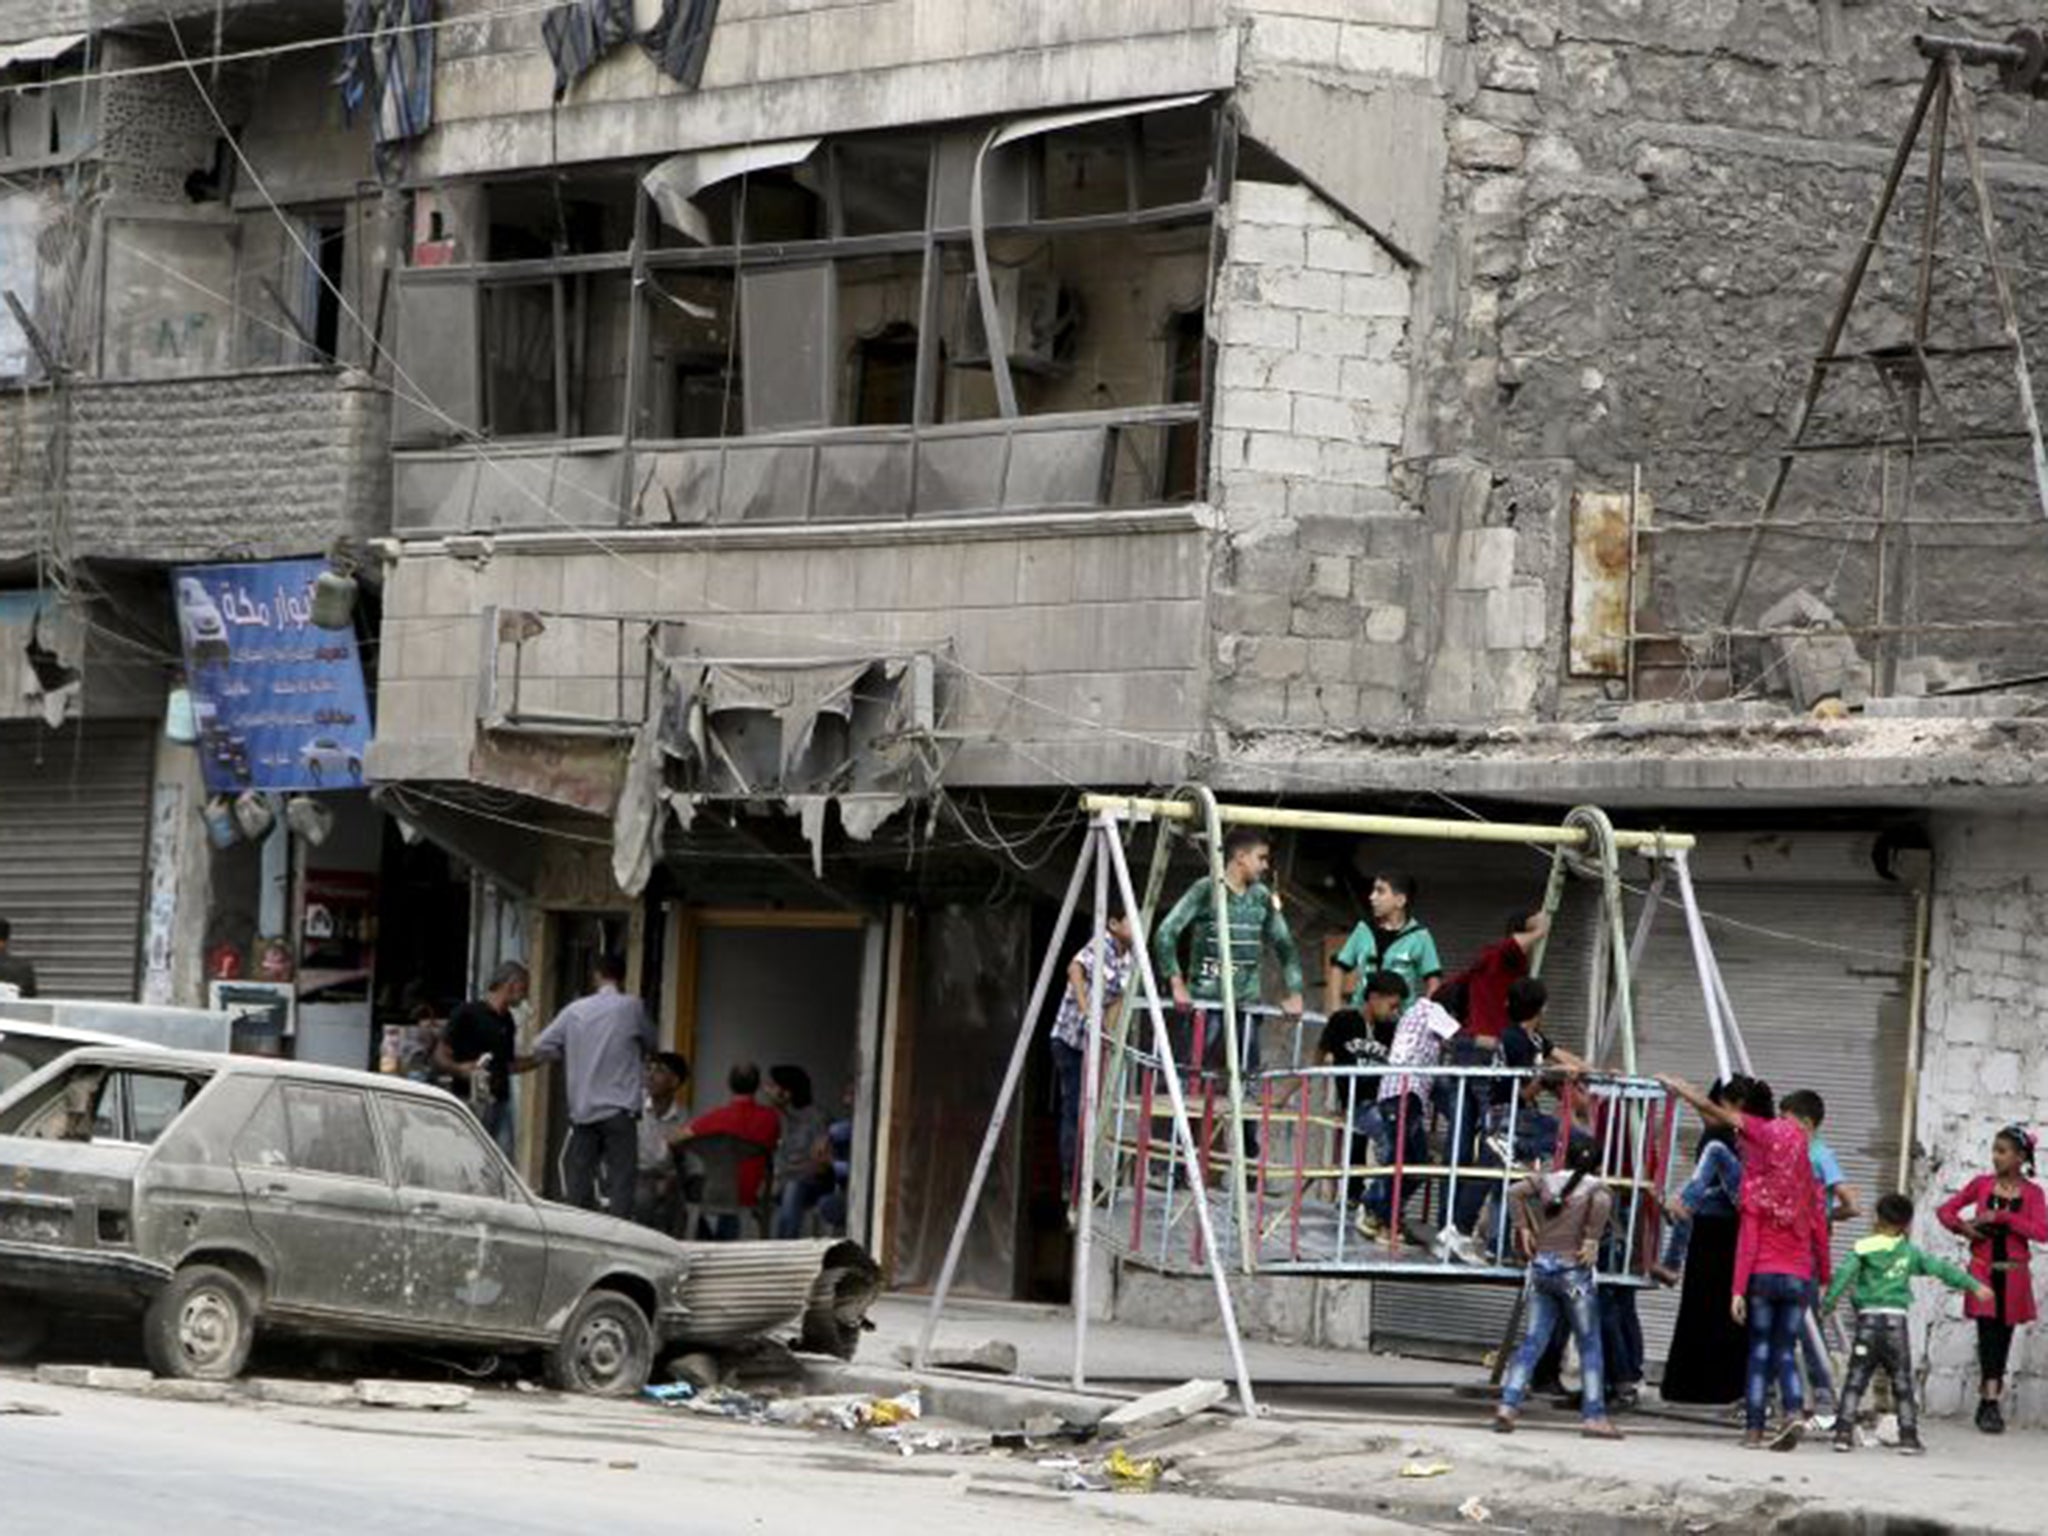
{"left": 798, "top": 1358, "right": 1126, "bottom": 1432}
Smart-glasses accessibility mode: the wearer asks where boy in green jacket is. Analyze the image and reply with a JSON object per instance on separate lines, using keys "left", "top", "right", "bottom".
{"left": 1824, "top": 1192, "right": 1990, "bottom": 1455}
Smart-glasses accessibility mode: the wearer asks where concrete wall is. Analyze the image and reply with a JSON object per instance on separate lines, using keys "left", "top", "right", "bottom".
{"left": 1918, "top": 812, "right": 2048, "bottom": 1424}
{"left": 0, "top": 369, "right": 391, "bottom": 564}
{"left": 370, "top": 516, "right": 1209, "bottom": 790}
{"left": 422, "top": 0, "right": 1239, "bottom": 177}
{"left": 1413, "top": 1, "right": 2048, "bottom": 710}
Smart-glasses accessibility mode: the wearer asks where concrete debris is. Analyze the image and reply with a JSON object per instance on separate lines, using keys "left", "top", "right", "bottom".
{"left": 892, "top": 1339, "right": 1019, "bottom": 1375}
{"left": 142, "top": 1379, "right": 234, "bottom": 1403}
{"left": 1898, "top": 655, "right": 1983, "bottom": 696}
{"left": 1756, "top": 587, "right": 1871, "bottom": 709}
{"left": 1098, "top": 1378, "right": 1225, "bottom": 1439}
{"left": 245, "top": 1379, "right": 357, "bottom": 1408}
{"left": 667, "top": 1351, "right": 725, "bottom": 1391}
{"left": 0, "top": 1400, "right": 59, "bottom": 1416}
{"left": 1399, "top": 1459, "right": 1454, "bottom": 1478}
{"left": 1459, "top": 1494, "right": 1492, "bottom": 1523}
{"left": 34, "top": 1365, "right": 152, "bottom": 1393}
{"left": 355, "top": 1380, "right": 473, "bottom": 1411}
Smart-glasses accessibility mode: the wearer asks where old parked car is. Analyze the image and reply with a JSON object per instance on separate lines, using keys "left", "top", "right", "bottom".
{"left": 0, "top": 1048, "right": 690, "bottom": 1395}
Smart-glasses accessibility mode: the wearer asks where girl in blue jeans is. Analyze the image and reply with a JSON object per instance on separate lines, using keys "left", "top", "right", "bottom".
{"left": 1495, "top": 1141, "right": 1625, "bottom": 1439}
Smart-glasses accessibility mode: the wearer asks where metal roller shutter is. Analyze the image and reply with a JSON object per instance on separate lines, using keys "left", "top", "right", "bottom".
{"left": 0, "top": 721, "right": 155, "bottom": 1000}
{"left": 1367, "top": 834, "right": 1915, "bottom": 1369}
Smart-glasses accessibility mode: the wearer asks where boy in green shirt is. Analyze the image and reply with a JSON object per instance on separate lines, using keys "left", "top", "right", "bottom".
{"left": 1154, "top": 826, "right": 1304, "bottom": 1075}
{"left": 1328, "top": 869, "right": 1441, "bottom": 1009}
{"left": 1824, "top": 1192, "right": 1990, "bottom": 1455}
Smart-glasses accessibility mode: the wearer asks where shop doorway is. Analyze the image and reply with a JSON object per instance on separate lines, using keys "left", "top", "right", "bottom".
{"left": 676, "top": 911, "right": 865, "bottom": 1122}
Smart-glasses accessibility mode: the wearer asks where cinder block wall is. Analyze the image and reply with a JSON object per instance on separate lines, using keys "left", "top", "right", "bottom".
{"left": 1917, "top": 813, "right": 2048, "bottom": 1424}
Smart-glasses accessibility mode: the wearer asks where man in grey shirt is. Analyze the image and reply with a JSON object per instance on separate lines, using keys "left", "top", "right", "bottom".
{"left": 521, "top": 952, "right": 654, "bottom": 1214}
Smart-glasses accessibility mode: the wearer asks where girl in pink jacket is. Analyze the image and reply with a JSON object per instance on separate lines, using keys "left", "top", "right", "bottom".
{"left": 1938, "top": 1125, "right": 2048, "bottom": 1435}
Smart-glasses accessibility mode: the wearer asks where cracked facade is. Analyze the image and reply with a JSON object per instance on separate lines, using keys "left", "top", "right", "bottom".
{"left": 5, "top": 0, "right": 2048, "bottom": 1416}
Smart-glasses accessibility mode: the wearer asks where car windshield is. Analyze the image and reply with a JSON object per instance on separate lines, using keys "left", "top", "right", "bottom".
{"left": 0, "top": 1035, "right": 71, "bottom": 1097}
{"left": 0, "top": 1062, "right": 213, "bottom": 1145}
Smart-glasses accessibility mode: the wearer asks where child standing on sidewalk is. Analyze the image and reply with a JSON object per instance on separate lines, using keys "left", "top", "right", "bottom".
{"left": 1495, "top": 1140, "right": 1624, "bottom": 1440}
{"left": 1938, "top": 1125, "right": 2048, "bottom": 1435}
{"left": 1824, "top": 1193, "right": 1989, "bottom": 1455}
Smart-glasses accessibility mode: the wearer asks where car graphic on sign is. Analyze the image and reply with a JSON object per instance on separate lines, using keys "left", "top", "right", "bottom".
{"left": 175, "top": 578, "right": 231, "bottom": 667}
{"left": 299, "top": 737, "right": 362, "bottom": 785}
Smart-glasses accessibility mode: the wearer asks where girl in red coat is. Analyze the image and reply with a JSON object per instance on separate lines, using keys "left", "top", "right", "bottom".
{"left": 1937, "top": 1125, "right": 2048, "bottom": 1435}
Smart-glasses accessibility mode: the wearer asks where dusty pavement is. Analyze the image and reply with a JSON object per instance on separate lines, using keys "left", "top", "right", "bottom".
{"left": 0, "top": 1368, "right": 1420, "bottom": 1535}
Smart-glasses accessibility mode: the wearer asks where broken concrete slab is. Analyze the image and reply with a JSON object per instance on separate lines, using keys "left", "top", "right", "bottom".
{"left": 34, "top": 1365, "right": 153, "bottom": 1393}
{"left": 245, "top": 1378, "right": 356, "bottom": 1407}
{"left": 799, "top": 1359, "right": 1113, "bottom": 1433}
{"left": 354, "top": 1380, "right": 473, "bottom": 1411}
{"left": 891, "top": 1339, "right": 1019, "bottom": 1376}
{"left": 1757, "top": 588, "right": 1871, "bottom": 708}
{"left": 1098, "top": 1379, "right": 1227, "bottom": 1439}
{"left": 142, "top": 1379, "right": 234, "bottom": 1403}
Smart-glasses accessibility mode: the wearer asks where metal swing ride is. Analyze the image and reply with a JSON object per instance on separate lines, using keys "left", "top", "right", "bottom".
{"left": 917, "top": 791, "right": 1769, "bottom": 1416}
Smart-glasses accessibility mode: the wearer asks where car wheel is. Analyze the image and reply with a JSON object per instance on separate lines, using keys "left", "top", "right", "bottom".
{"left": 143, "top": 1264, "right": 257, "bottom": 1381}
{"left": 0, "top": 1298, "right": 49, "bottom": 1364}
{"left": 543, "top": 1290, "right": 653, "bottom": 1397}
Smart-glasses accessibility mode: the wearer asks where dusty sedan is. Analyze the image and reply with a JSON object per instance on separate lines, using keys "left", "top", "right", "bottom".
{"left": 0, "top": 1048, "right": 690, "bottom": 1395}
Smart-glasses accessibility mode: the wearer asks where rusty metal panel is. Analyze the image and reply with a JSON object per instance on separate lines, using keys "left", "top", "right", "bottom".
{"left": 1568, "top": 488, "right": 1645, "bottom": 678}
{"left": 669, "top": 1238, "right": 875, "bottom": 1349}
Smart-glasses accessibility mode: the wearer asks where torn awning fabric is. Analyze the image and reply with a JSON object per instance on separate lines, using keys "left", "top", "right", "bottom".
{"left": 701, "top": 660, "right": 870, "bottom": 779}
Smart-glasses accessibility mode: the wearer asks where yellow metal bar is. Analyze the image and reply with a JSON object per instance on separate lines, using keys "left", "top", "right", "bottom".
{"left": 1080, "top": 794, "right": 1695, "bottom": 853}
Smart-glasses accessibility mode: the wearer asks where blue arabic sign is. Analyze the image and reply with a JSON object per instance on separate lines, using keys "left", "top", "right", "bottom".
{"left": 173, "top": 560, "right": 373, "bottom": 795}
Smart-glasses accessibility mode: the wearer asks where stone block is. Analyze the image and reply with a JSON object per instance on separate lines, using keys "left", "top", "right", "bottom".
{"left": 1230, "top": 220, "right": 1307, "bottom": 267}
{"left": 1015, "top": 540, "right": 1074, "bottom": 606}
{"left": 1337, "top": 22, "right": 1438, "bottom": 78}
{"left": 1219, "top": 470, "right": 1293, "bottom": 524}
{"left": 1320, "top": 440, "right": 1393, "bottom": 487}
{"left": 1248, "top": 15, "right": 1341, "bottom": 67}
{"left": 1231, "top": 531, "right": 1309, "bottom": 596}
{"left": 1448, "top": 118, "right": 1525, "bottom": 171}
{"left": 1268, "top": 351, "right": 1342, "bottom": 397}
{"left": 1479, "top": 39, "right": 1542, "bottom": 93}
{"left": 1299, "top": 313, "right": 1365, "bottom": 357}
{"left": 1455, "top": 527, "right": 1516, "bottom": 591}
{"left": 1215, "top": 302, "right": 1298, "bottom": 351}
{"left": 1295, "top": 511, "right": 1371, "bottom": 556}
{"left": 1244, "top": 432, "right": 1323, "bottom": 478}
{"left": 1307, "top": 555, "right": 1352, "bottom": 601}
{"left": 1308, "top": 638, "right": 1359, "bottom": 683}
{"left": 1293, "top": 395, "right": 1359, "bottom": 441}
{"left": 35, "top": 1365, "right": 153, "bottom": 1392}
{"left": 1305, "top": 228, "right": 1395, "bottom": 276}
{"left": 1316, "top": 1278, "right": 1376, "bottom": 1352}
{"left": 1218, "top": 678, "right": 1291, "bottom": 725}
{"left": 1525, "top": 134, "right": 1584, "bottom": 177}
{"left": 959, "top": 542, "right": 1019, "bottom": 607}
{"left": 246, "top": 1378, "right": 357, "bottom": 1407}
{"left": 1355, "top": 558, "right": 1403, "bottom": 601}
{"left": 1287, "top": 679, "right": 1359, "bottom": 726}
{"left": 1365, "top": 604, "right": 1408, "bottom": 644}
{"left": 1357, "top": 641, "right": 1411, "bottom": 690}
{"left": 1216, "top": 387, "right": 1295, "bottom": 433}
{"left": 355, "top": 1380, "right": 473, "bottom": 1411}
{"left": 1291, "top": 599, "right": 1362, "bottom": 640}
{"left": 1231, "top": 180, "right": 1322, "bottom": 228}
{"left": 892, "top": 1338, "right": 1020, "bottom": 1375}
{"left": 144, "top": 1379, "right": 234, "bottom": 1403}
{"left": 1485, "top": 585, "right": 1547, "bottom": 650}
{"left": 1260, "top": 267, "right": 1345, "bottom": 313}
{"left": 1242, "top": 635, "right": 1310, "bottom": 680}
{"left": 1100, "top": 1378, "right": 1227, "bottom": 1439}
{"left": 1343, "top": 273, "right": 1412, "bottom": 319}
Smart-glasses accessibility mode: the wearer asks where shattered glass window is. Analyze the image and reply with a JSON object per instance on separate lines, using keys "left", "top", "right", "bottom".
{"left": 378, "top": 1095, "right": 508, "bottom": 1200}
{"left": 280, "top": 1084, "right": 384, "bottom": 1182}
{"left": 232, "top": 1084, "right": 291, "bottom": 1169}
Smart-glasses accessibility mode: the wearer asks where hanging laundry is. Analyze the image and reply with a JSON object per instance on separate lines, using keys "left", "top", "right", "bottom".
{"left": 335, "top": 0, "right": 435, "bottom": 175}
{"left": 541, "top": 0, "right": 633, "bottom": 100}
{"left": 639, "top": 0, "right": 721, "bottom": 91}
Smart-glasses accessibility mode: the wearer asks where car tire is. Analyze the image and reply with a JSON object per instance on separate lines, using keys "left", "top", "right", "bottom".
{"left": 543, "top": 1290, "right": 653, "bottom": 1398}
{"left": 143, "top": 1264, "right": 257, "bottom": 1381}
{"left": 0, "top": 1298, "right": 49, "bottom": 1364}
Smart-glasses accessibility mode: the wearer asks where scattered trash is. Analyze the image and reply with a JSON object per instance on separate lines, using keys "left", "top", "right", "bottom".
{"left": 863, "top": 1390, "right": 922, "bottom": 1428}
{"left": 1061, "top": 1469, "right": 1109, "bottom": 1494}
{"left": 513, "top": 1380, "right": 540, "bottom": 1394}
{"left": 675, "top": 1386, "right": 772, "bottom": 1420}
{"left": 1458, "top": 1494, "right": 1491, "bottom": 1523}
{"left": 642, "top": 1382, "right": 697, "bottom": 1404}
{"left": 1100, "top": 1378, "right": 1225, "bottom": 1439}
{"left": 1035, "top": 1456, "right": 1083, "bottom": 1472}
{"left": 1874, "top": 1412, "right": 1900, "bottom": 1447}
{"left": 1400, "top": 1459, "right": 1453, "bottom": 1479}
{"left": 1104, "top": 1447, "right": 1162, "bottom": 1492}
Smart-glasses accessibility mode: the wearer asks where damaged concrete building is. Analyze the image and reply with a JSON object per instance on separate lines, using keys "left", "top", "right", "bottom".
{"left": 12, "top": 0, "right": 2048, "bottom": 1419}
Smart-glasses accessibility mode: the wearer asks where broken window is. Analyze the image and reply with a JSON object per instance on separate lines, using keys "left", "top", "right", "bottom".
{"left": 0, "top": 1064, "right": 210, "bottom": 1145}
{"left": 278, "top": 1083, "right": 383, "bottom": 1181}
{"left": 1161, "top": 308, "right": 1205, "bottom": 501}
{"left": 378, "top": 1095, "right": 507, "bottom": 1198}
{"left": 0, "top": 36, "right": 94, "bottom": 172}
{"left": 642, "top": 270, "right": 738, "bottom": 438}
{"left": 479, "top": 272, "right": 634, "bottom": 438}
{"left": 834, "top": 134, "right": 931, "bottom": 236}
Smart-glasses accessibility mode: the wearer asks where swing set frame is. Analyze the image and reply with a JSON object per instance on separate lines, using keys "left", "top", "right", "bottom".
{"left": 915, "top": 792, "right": 1760, "bottom": 1416}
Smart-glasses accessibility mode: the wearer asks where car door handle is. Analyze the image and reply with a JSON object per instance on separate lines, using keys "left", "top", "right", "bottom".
{"left": 254, "top": 1183, "right": 293, "bottom": 1203}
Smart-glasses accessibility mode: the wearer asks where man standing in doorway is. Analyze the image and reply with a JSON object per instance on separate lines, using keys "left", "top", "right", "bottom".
{"left": 0, "top": 917, "right": 38, "bottom": 1000}
{"left": 1050, "top": 911, "right": 1133, "bottom": 1209}
{"left": 521, "top": 952, "right": 654, "bottom": 1214}
{"left": 437, "top": 961, "right": 530, "bottom": 1159}
{"left": 1153, "top": 825, "right": 1305, "bottom": 1082}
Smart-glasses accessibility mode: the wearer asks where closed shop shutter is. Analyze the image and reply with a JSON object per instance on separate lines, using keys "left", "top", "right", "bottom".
{"left": 0, "top": 721, "right": 155, "bottom": 1000}
{"left": 1364, "top": 833, "right": 1915, "bottom": 1369}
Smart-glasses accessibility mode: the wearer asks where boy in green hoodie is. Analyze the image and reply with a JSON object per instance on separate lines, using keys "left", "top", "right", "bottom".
{"left": 1824, "top": 1192, "right": 1990, "bottom": 1455}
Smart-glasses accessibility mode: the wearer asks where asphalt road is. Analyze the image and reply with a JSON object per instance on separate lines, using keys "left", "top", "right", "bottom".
{"left": 0, "top": 1373, "right": 1424, "bottom": 1535}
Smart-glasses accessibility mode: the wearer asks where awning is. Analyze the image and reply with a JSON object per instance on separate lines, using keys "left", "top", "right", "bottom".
{"left": 0, "top": 34, "right": 86, "bottom": 71}
{"left": 643, "top": 137, "right": 822, "bottom": 245}
{"left": 988, "top": 91, "right": 1213, "bottom": 151}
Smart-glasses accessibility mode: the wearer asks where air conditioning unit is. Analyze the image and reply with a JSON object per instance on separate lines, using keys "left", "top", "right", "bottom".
{"left": 950, "top": 267, "right": 1074, "bottom": 374}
